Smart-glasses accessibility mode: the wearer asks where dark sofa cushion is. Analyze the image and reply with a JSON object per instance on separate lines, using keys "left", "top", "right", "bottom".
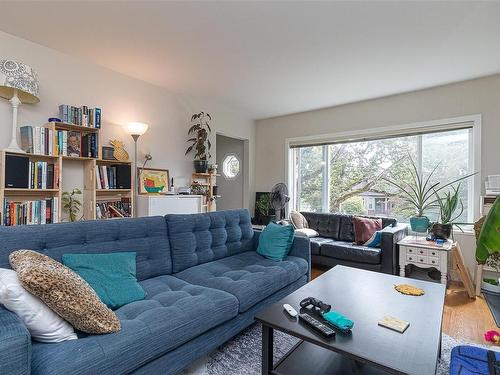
{"left": 309, "top": 237, "right": 335, "bottom": 256}
{"left": 174, "top": 251, "right": 308, "bottom": 312}
{"left": 301, "top": 212, "right": 341, "bottom": 239}
{"left": 339, "top": 215, "right": 397, "bottom": 242}
{"left": 321, "top": 241, "right": 381, "bottom": 265}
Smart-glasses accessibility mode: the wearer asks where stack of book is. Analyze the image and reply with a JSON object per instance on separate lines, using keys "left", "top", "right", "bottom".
{"left": 95, "top": 165, "right": 129, "bottom": 189}
{"left": 96, "top": 199, "right": 131, "bottom": 219}
{"left": 20, "top": 126, "right": 55, "bottom": 155}
{"left": 3, "top": 197, "right": 59, "bottom": 226}
{"left": 58, "top": 105, "right": 101, "bottom": 128}
{"left": 28, "top": 161, "right": 59, "bottom": 189}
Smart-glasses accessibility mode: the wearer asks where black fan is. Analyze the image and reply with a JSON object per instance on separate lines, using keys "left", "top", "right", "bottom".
{"left": 271, "top": 183, "right": 290, "bottom": 221}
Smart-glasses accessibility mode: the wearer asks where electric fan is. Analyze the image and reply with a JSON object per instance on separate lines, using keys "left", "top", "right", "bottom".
{"left": 270, "top": 183, "right": 290, "bottom": 221}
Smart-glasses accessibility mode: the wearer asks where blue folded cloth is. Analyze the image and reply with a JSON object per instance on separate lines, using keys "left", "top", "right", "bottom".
{"left": 322, "top": 311, "right": 354, "bottom": 331}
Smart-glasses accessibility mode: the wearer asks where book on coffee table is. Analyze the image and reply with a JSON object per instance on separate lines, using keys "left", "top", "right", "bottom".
{"left": 378, "top": 315, "right": 410, "bottom": 333}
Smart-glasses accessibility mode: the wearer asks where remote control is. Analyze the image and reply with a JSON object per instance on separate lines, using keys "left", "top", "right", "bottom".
{"left": 283, "top": 304, "right": 298, "bottom": 317}
{"left": 299, "top": 313, "right": 336, "bottom": 338}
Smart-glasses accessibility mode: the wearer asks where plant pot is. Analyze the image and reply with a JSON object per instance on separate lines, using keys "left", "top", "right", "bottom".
{"left": 193, "top": 160, "right": 208, "bottom": 173}
{"left": 260, "top": 214, "right": 276, "bottom": 225}
{"left": 430, "top": 223, "right": 452, "bottom": 240}
{"left": 409, "top": 215, "right": 430, "bottom": 233}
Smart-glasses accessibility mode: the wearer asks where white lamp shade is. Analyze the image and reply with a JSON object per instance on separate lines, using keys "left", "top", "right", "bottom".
{"left": 0, "top": 60, "right": 39, "bottom": 104}
{"left": 126, "top": 122, "right": 149, "bottom": 136}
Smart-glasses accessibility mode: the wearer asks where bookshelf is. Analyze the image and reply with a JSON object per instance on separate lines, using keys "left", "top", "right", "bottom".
{"left": 0, "top": 150, "right": 62, "bottom": 226}
{"left": 84, "top": 159, "right": 133, "bottom": 220}
{"left": 191, "top": 172, "right": 220, "bottom": 212}
{"left": 1, "top": 136, "right": 133, "bottom": 225}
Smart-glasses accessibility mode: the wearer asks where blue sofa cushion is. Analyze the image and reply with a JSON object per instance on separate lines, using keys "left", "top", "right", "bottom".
{"left": 0, "top": 216, "right": 172, "bottom": 281}
{"left": 30, "top": 275, "right": 238, "bottom": 375}
{"left": 175, "top": 251, "right": 308, "bottom": 312}
{"left": 166, "top": 209, "right": 254, "bottom": 273}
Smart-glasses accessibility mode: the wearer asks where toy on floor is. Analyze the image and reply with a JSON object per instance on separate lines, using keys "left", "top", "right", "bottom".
{"left": 485, "top": 330, "right": 500, "bottom": 344}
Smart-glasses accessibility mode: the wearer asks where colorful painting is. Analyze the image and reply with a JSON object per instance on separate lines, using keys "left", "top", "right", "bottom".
{"left": 138, "top": 168, "right": 169, "bottom": 195}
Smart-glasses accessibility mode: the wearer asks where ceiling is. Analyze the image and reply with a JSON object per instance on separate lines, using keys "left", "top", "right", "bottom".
{"left": 1, "top": 1, "right": 499, "bottom": 120}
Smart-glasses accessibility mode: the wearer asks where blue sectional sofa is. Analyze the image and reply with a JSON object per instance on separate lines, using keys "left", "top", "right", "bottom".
{"left": 0, "top": 209, "right": 310, "bottom": 375}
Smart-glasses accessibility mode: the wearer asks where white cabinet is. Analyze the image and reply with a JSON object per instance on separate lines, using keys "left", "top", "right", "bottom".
{"left": 136, "top": 195, "right": 204, "bottom": 216}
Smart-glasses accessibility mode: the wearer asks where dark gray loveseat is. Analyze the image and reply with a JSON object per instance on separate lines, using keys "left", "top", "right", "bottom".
{"left": 301, "top": 212, "right": 407, "bottom": 275}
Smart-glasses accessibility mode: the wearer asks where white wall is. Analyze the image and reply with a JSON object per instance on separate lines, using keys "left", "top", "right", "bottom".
{"left": 255, "top": 74, "right": 500, "bottom": 278}
{"left": 0, "top": 31, "right": 255, "bottom": 211}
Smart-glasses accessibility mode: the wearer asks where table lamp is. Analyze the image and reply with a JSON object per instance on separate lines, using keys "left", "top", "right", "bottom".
{"left": 0, "top": 60, "right": 40, "bottom": 152}
{"left": 125, "top": 122, "right": 149, "bottom": 217}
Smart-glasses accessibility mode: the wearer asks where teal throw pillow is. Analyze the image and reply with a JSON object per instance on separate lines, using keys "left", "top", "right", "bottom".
{"left": 62, "top": 252, "right": 145, "bottom": 310}
{"left": 257, "top": 222, "right": 294, "bottom": 261}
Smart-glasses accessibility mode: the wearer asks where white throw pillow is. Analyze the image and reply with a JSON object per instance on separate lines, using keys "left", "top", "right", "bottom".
{"left": 0, "top": 268, "right": 77, "bottom": 343}
{"left": 294, "top": 228, "right": 319, "bottom": 238}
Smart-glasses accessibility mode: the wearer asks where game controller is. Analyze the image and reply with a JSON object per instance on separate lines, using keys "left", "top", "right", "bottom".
{"left": 299, "top": 297, "right": 331, "bottom": 314}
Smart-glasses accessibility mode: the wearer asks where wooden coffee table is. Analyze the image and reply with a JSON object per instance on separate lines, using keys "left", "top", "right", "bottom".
{"left": 255, "top": 266, "right": 446, "bottom": 375}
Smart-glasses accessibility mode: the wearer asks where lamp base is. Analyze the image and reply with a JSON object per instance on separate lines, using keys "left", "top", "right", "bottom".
{"left": 3, "top": 143, "right": 25, "bottom": 154}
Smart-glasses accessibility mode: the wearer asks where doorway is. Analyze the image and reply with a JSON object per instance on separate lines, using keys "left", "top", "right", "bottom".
{"left": 216, "top": 134, "right": 244, "bottom": 210}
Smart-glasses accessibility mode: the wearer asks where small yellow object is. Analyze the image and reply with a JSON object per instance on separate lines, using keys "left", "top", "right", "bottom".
{"left": 394, "top": 284, "right": 425, "bottom": 296}
{"left": 110, "top": 140, "right": 129, "bottom": 162}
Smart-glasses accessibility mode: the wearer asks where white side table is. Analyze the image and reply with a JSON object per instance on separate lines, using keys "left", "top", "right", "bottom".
{"left": 398, "top": 236, "right": 453, "bottom": 285}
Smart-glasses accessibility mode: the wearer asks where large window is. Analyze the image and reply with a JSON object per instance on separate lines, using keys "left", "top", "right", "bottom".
{"left": 290, "top": 126, "right": 475, "bottom": 223}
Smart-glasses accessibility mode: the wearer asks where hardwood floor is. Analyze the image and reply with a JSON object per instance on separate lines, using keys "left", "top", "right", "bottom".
{"left": 312, "top": 267, "right": 496, "bottom": 344}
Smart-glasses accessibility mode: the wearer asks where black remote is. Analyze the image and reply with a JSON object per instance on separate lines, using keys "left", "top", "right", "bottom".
{"left": 299, "top": 313, "right": 335, "bottom": 338}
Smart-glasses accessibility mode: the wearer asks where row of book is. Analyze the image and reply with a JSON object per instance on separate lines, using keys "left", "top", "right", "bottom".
{"left": 95, "top": 165, "right": 131, "bottom": 189}
{"left": 3, "top": 198, "right": 59, "bottom": 226}
{"left": 19, "top": 126, "right": 99, "bottom": 158}
{"left": 28, "top": 162, "right": 59, "bottom": 190}
{"left": 96, "top": 199, "right": 131, "bottom": 219}
{"left": 58, "top": 105, "right": 101, "bottom": 128}
{"left": 20, "top": 126, "right": 55, "bottom": 155}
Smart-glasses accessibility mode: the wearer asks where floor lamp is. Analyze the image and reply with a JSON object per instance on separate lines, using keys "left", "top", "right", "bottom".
{"left": 125, "top": 122, "right": 149, "bottom": 217}
{"left": 0, "top": 60, "right": 40, "bottom": 153}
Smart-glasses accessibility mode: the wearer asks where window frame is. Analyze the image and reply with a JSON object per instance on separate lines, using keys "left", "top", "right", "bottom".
{"left": 286, "top": 114, "right": 482, "bottom": 221}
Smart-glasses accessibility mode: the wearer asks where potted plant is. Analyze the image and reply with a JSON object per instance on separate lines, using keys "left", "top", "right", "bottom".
{"left": 384, "top": 155, "right": 475, "bottom": 232}
{"left": 432, "top": 184, "right": 463, "bottom": 239}
{"left": 62, "top": 188, "right": 82, "bottom": 222}
{"left": 185, "top": 112, "right": 212, "bottom": 173}
{"left": 255, "top": 193, "right": 275, "bottom": 225}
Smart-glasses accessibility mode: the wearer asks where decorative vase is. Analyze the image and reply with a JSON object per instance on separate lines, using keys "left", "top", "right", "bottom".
{"left": 409, "top": 215, "right": 430, "bottom": 233}
{"left": 430, "top": 223, "right": 452, "bottom": 240}
{"left": 193, "top": 160, "right": 208, "bottom": 173}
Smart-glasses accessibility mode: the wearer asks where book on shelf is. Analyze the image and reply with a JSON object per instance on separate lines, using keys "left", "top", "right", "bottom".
{"left": 95, "top": 165, "right": 130, "bottom": 189}
{"left": 3, "top": 197, "right": 59, "bottom": 226}
{"left": 27, "top": 161, "right": 57, "bottom": 190}
{"left": 20, "top": 126, "right": 55, "bottom": 156}
{"left": 96, "top": 198, "right": 131, "bottom": 219}
{"left": 58, "top": 104, "right": 101, "bottom": 128}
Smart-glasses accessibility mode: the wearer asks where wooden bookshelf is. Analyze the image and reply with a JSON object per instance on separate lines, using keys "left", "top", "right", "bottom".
{"left": 84, "top": 159, "right": 133, "bottom": 220}
{"left": 0, "top": 151, "right": 63, "bottom": 226}
{"left": 191, "top": 171, "right": 218, "bottom": 212}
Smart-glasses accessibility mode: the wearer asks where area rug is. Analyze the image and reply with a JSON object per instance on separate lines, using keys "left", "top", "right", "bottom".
{"left": 183, "top": 323, "right": 489, "bottom": 375}
{"left": 483, "top": 290, "right": 500, "bottom": 327}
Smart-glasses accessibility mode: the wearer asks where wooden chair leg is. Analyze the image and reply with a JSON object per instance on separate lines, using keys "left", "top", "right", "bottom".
{"left": 475, "top": 264, "right": 483, "bottom": 297}
{"left": 452, "top": 242, "right": 476, "bottom": 299}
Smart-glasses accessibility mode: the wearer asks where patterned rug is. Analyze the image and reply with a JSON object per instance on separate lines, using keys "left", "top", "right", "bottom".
{"left": 183, "top": 323, "right": 489, "bottom": 375}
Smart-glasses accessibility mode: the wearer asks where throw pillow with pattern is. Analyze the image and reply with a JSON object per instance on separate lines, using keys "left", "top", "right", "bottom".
{"left": 10, "top": 250, "right": 121, "bottom": 334}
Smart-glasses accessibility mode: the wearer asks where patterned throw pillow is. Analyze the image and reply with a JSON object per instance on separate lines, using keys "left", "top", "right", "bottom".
{"left": 10, "top": 250, "right": 121, "bottom": 334}
{"left": 289, "top": 210, "right": 308, "bottom": 229}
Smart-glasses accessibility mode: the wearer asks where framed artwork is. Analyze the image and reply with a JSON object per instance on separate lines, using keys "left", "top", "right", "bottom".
{"left": 138, "top": 168, "right": 169, "bottom": 195}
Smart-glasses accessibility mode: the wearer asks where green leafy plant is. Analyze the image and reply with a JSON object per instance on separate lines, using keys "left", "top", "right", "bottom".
{"left": 256, "top": 193, "right": 272, "bottom": 216}
{"left": 434, "top": 184, "right": 464, "bottom": 225}
{"left": 62, "top": 188, "right": 82, "bottom": 222}
{"left": 383, "top": 154, "right": 475, "bottom": 217}
{"left": 185, "top": 112, "right": 212, "bottom": 160}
